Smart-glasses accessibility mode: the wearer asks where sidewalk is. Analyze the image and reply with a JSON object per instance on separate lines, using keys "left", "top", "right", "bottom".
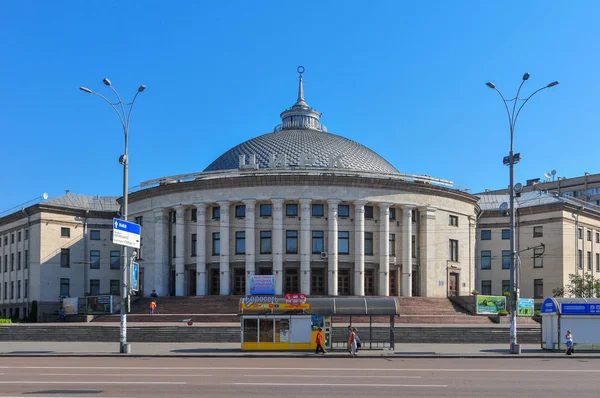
{"left": 0, "top": 342, "right": 596, "bottom": 358}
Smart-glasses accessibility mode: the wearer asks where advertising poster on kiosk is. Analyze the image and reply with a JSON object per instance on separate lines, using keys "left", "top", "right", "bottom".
{"left": 249, "top": 275, "right": 275, "bottom": 295}
{"left": 476, "top": 295, "right": 506, "bottom": 314}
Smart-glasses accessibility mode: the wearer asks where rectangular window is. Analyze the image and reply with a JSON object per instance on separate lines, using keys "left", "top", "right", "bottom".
{"left": 191, "top": 234, "right": 197, "bottom": 257}
{"left": 412, "top": 235, "right": 416, "bottom": 258}
{"left": 172, "top": 211, "right": 176, "bottom": 224}
{"left": 502, "top": 229, "right": 510, "bottom": 240}
{"left": 587, "top": 251, "right": 592, "bottom": 271}
{"left": 17, "top": 231, "right": 21, "bottom": 242}
{"left": 389, "top": 208, "right": 396, "bottom": 221}
{"left": 481, "top": 230, "right": 491, "bottom": 240}
{"left": 534, "top": 279, "right": 543, "bottom": 299}
{"left": 338, "top": 231, "right": 350, "bottom": 254}
{"left": 110, "top": 280, "right": 120, "bottom": 295}
{"left": 243, "top": 318, "right": 258, "bottom": 343}
{"left": 533, "top": 247, "right": 543, "bottom": 268}
{"left": 312, "top": 231, "right": 324, "bottom": 254}
{"left": 60, "top": 249, "right": 70, "bottom": 268}
{"left": 61, "top": 227, "right": 70, "bottom": 238}
{"left": 90, "top": 250, "right": 100, "bottom": 269}
{"left": 286, "top": 204, "right": 298, "bottom": 217}
{"left": 212, "top": 206, "right": 220, "bottom": 219}
{"left": 596, "top": 232, "right": 599, "bottom": 244}
{"left": 191, "top": 209, "right": 197, "bottom": 222}
{"left": 60, "top": 278, "right": 70, "bottom": 298}
{"left": 389, "top": 233, "right": 396, "bottom": 256}
{"left": 449, "top": 215, "right": 458, "bottom": 226}
{"left": 364, "top": 232, "right": 373, "bottom": 255}
{"left": 25, "top": 229, "right": 28, "bottom": 240}
{"left": 110, "top": 251, "right": 120, "bottom": 269}
{"left": 3, "top": 236, "right": 6, "bottom": 245}
{"left": 10, "top": 281, "right": 14, "bottom": 299}
{"left": 10, "top": 253, "right": 14, "bottom": 271}
{"left": 260, "top": 231, "right": 272, "bottom": 254}
{"left": 481, "top": 251, "right": 491, "bottom": 269}
{"left": 412, "top": 209, "right": 417, "bottom": 223}
{"left": 533, "top": 226, "right": 543, "bottom": 238}
{"left": 3, "top": 282, "right": 6, "bottom": 299}
{"left": 449, "top": 239, "right": 459, "bottom": 262}
{"left": 235, "top": 205, "right": 246, "bottom": 218}
{"left": 502, "top": 250, "right": 511, "bottom": 269}
{"left": 312, "top": 204, "right": 324, "bottom": 217}
{"left": 24, "top": 279, "right": 28, "bottom": 298}
{"left": 25, "top": 250, "right": 28, "bottom": 269}
{"left": 90, "top": 230, "right": 101, "bottom": 240}
{"left": 502, "top": 280, "right": 510, "bottom": 294}
{"left": 90, "top": 279, "right": 100, "bottom": 296}
{"left": 4, "top": 255, "right": 7, "bottom": 272}
{"left": 597, "top": 253, "right": 600, "bottom": 272}
{"left": 481, "top": 280, "right": 492, "bottom": 296}
{"left": 213, "top": 232, "right": 221, "bottom": 255}
{"left": 260, "top": 204, "right": 272, "bottom": 217}
{"left": 577, "top": 227, "right": 582, "bottom": 239}
{"left": 578, "top": 249, "right": 583, "bottom": 269}
{"left": 134, "top": 216, "right": 143, "bottom": 226}
{"left": 236, "top": 231, "right": 246, "bottom": 255}
{"left": 338, "top": 205, "right": 350, "bottom": 218}
{"left": 587, "top": 230, "right": 592, "bottom": 241}
{"left": 11, "top": 233, "right": 14, "bottom": 244}
{"left": 172, "top": 236, "right": 176, "bottom": 258}
{"left": 17, "top": 280, "right": 21, "bottom": 299}
{"left": 17, "top": 252, "right": 21, "bottom": 270}
{"left": 286, "top": 230, "right": 298, "bottom": 254}
{"left": 364, "top": 206, "right": 374, "bottom": 219}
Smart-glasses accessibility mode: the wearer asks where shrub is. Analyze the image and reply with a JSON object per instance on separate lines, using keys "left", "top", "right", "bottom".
{"left": 534, "top": 310, "right": 541, "bottom": 316}
{"left": 498, "top": 310, "right": 509, "bottom": 316}
{"left": 503, "top": 291, "right": 511, "bottom": 297}
{"left": 471, "top": 290, "right": 479, "bottom": 295}
{"left": 0, "top": 318, "right": 12, "bottom": 324}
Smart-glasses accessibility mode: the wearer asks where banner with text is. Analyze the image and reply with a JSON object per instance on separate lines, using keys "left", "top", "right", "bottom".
{"left": 249, "top": 275, "right": 276, "bottom": 295}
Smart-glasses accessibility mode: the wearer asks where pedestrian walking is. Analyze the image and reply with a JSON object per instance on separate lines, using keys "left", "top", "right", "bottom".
{"left": 565, "top": 330, "right": 574, "bottom": 355}
{"left": 58, "top": 307, "right": 66, "bottom": 322}
{"left": 149, "top": 301, "right": 157, "bottom": 315}
{"left": 315, "top": 328, "right": 326, "bottom": 355}
{"left": 349, "top": 328, "right": 358, "bottom": 357}
{"left": 345, "top": 325, "right": 352, "bottom": 353}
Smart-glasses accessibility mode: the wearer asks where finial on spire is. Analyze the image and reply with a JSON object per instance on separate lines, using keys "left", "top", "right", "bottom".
{"left": 296, "top": 65, "right": 307, "bottom": 107}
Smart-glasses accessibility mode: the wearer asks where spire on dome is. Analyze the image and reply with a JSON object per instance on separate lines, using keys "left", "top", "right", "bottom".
{"left": 296, "top": 66, "right": 307, "bottom": 107}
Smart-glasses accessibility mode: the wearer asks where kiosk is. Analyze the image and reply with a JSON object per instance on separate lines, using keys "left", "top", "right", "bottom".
{"left": 239, "top": 296, "right": 399, "bottom": 351}
{"left": 541, "top": 297, "right": 600, "bottom": 351}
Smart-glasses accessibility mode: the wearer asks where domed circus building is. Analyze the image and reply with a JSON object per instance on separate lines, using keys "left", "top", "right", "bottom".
{"left": 130, "top": 69, "right": 479, "bottom": 298}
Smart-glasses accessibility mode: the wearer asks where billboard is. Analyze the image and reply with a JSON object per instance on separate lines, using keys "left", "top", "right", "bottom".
{"left": 517, "top": 298, "right": 535, "bottom": 316}
{"left": 476, "top": 295, "right": 506, "bottom": 314}
{"left": 249, "top": 275, "right": 275, "bottom": 295}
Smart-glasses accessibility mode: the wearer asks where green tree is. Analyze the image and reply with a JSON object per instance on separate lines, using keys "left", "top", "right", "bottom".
{"left": 555, "top": 274, "right": 600, "bottom": 298}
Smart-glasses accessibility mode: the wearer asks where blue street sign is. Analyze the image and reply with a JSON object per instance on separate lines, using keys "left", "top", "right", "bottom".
{"left": 131, "top": 262, "right": 140, "bottom": 292}
{"left": 112, "top": 218, "right": 141, "bottom": 249}
{"left": 561, "top": 303, "right": 600, "bottom": 315}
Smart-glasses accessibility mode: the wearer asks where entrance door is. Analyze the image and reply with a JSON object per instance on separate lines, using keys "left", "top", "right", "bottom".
{"left": 449, "top": 273, "right": 459, "bottom": 296}
{"left": 338, "top": 270, "right": 350, "bottom": 296}
{"left": 284, "top": 268, "right": 299, "bottom": 294}
{"left": 233, "top": 269, "right": 246, "bottom": 295}
{"left": 389, "top": 270, "right": 397, "bottom": 296}
{"left": 411, "top": 266, "right": 419, "bottom": 297}
{"left": 210, "top": 269, "right": 220, "bottom": 295}
{"left": 364, "top": 270, "right": 375, "bottom": 295}
{"left": 311, "top": 268, "right": 326, "bottom": 295}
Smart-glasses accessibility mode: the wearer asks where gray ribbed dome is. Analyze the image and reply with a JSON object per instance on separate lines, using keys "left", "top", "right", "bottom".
{"left": 204, "top": 129, "right": 399, "bottom": 174}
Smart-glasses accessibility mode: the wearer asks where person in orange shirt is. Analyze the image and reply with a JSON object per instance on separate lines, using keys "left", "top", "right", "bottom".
{"left": 315, "top": 328, "right": 326, "bottom": 355}
{"left": 149, "top": 301, "right": 157, "bottom": 315}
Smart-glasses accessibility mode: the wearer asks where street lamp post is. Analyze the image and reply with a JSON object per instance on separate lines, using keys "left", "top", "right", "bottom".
{"left": 80, "top": 80, "right": 146, "bottom": 354}
{"left": 486, "top": 74, "right": 558, "bottom": 354}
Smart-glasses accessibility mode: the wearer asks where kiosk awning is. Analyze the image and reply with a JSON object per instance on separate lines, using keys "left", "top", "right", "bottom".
{"left": 542, "top": 297, "right": 600, "bottom": 315}
{"left": 239, "top": 297, "right": 400, "bottom": 316}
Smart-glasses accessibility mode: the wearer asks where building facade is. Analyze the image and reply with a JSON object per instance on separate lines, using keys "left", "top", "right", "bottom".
{"left": 476, "top": 191, "right": 600, "bottom": 304}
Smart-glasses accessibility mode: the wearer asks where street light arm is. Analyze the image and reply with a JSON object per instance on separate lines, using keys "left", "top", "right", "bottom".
{"left": 108, "top": 85, "right": 127, "bottom": 133}
{"left": 511, "top": 79, "right": 527, "bottom": 126}
{"left": 491, "top": 87, "right": 514, "bottom": 134}
{"left": 513, "top": 85, "right": 551, "bottom": 129}
{"left": 125, "top": 90, "right": 144, "bottom": 134}
{"left": 87, "top": 91, "right": 126, "bottom": 130}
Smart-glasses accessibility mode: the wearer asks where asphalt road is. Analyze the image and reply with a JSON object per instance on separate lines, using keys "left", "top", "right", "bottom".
{"left": 0, "top": 356, "right": 598, "bottom": 397}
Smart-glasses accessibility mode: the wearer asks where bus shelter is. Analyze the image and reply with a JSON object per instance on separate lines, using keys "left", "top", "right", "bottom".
{"left": 541, "top": 297, "right": 600, "bottom": 351}
{"left": 239, "top": 297, "right": 399, "bottom": 351}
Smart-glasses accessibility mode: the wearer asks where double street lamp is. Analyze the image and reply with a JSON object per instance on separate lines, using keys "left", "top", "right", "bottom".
{"left": 79, "top": 79, "right": 146, "bottom": 354}
{"left": 486, "top": 73, "right": 558, "bottom": 354}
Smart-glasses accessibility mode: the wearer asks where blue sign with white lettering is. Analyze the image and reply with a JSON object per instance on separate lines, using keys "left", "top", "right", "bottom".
{"left": 561, "top": 303, "right": 600, "bottom": 315}
{"left": 112, "top": 218, "right": 141, "bottom": 249}
{"left": 131, "top": 262, "right": 140, "bottom": 292}
{"left": 542, "top": 298, "right": 557, "bottom": 313}
{"left": 113, "top": 219, "right": 141, "bottom": 235}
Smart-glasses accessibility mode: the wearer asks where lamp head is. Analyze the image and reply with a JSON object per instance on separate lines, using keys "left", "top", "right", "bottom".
{"left": 138, "top": 85, "right": 146, "bottom": 92}
{"left": 486, "top": 82, "right": 496, "bottom": 89}
{"left": 103, "top": 78, "right": 112, "bottom": 86}
{"left": 522, "top": 73, "right": 530, "bottom": 81}
{"left": 547, "top": 81, "right": 559, "bottom": 88}
{"left": 79, "top": 87, "right": 92, "bottom": 93}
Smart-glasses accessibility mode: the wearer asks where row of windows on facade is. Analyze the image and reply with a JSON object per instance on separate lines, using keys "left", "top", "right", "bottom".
{"left": 57, "top": 249, "right": 122, "bottom": 269}
{"left": 480, "top": 250, "right": 600, "bottom": 272}
{"left": 480, "top": 279, "right": 545, "bottom": 299}
{"left": 171, "top": 231, "right": 460, "bottom": 262}
{"left": 0, "top": 250, "right": 28, "bottom": 272}
{"left": 0, "top": 229, "right": 28, "bottom": 247}
{"left": 60, "top": 227, "right": 144, "bottom": 260}
{"left": 562, "top": 187, "right": 600, "bottom": 199}
{"left": 480, "top": 226, "right": 600, "bottom": 242}
{"left": 57, "top": 278, "right": 121, "bottom": 297}
{"left": 0, "top": 279, "right": 28, "bottom": 301}
{"left": 576, "top": 250, "right": 600, "bottom": 272}
{"left": 1, "top": 307, "right": 27, "bottom": 319}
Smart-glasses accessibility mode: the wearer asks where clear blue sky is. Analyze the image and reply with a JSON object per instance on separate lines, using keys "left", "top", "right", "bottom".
{"left": 1, "top": 1, "right": 598, "bottom": 213}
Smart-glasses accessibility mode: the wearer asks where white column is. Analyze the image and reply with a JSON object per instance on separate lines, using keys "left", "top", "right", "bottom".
{"left": 419, "top": 206, "right": 436, "bottom": 297}
{"left": 244, "top": 200, "right": 256, "bottom": 294}
{"left": 195, "top": 203, "right": 207, "bottom": 296}
{"left": 153, "top": 209, "right": 169, "bottom": 296}
{"left": 272, "top": 199, "right": 284, "bottom": 295}
{"left": 379, "top": 203, "right": 391, "bottom": 296}
{"left": 300, "top": 198, "right": 312, "bottom": 295}
{"left": 219, "top": 201, "right": 231, "bottom": 295}
{"left": 402, "top": 205, "right": 415, "bottom": 297}
{"left": 328, "top": 200, "right": 339, "bottom": 296}
{"left": 354, "top": 201, "right": 366, "bottom": 296}
{"left": 174, "top": 205, "right": 186, "bottom": 297}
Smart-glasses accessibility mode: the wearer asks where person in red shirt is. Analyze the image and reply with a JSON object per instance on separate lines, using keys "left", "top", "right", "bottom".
{"left": 315, "top": 328, "right": 326, "bottom": 355}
